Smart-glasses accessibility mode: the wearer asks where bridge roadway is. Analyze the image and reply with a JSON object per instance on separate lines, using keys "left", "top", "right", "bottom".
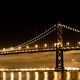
{"left": 0, "top": 67, "right": 79, "bottom": 72}
{"left": 0, "top": 49, "right": 80, "bottom": 69}
{"left": 0, "top": 47, "right": 80, "bottom": 55}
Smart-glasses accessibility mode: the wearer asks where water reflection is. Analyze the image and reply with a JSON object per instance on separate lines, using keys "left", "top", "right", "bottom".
{"left": 35, "top": 72, "right": 39, "bottom": 80}
{"left": 26, "top": 72, "right": 30, "bottom": 80}
{"left": 0, "top": 70, "right": 80, "bottom": 80}
{"left": 54, "top": 72, "right": 61, "bottom": 80}
{"left": 10, "top": 72, "right": 14, "bottom": 80}
{"left": 44, "top": 72, "right": 48, "bottom": 80}
{"left": 3, "top": 72, "right": 6, "bottom": 80}
{"left": 18, "top": 72, "right": 22, "bottom": 80}
{"left": 54, "top": 72, "right": 58, "bottom": 80}
{"left": 66, "top": 72, "right": 71, "bottom": 80}
{"left": 78, "top": 72, "right": 80, "bottom": 80}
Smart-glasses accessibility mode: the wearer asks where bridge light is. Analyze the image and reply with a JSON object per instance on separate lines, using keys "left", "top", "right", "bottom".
{"left": 10, "top": 47, "right": 14, "bottom": 50}
{"left": 44, "top": 44, "right": 47, "bottom": 48}
{"left": 75, "top": 29, "right": 77, "bottom": 32}
{"left": 35, "top": 45, "right": 38, "bottom": 48}
{"left": 65, "top": 26, "right": 68, "bottom": 28}
{"left": 78, "top": 42, "right": 80, "bottom": 47}
{"left": 54, "top": 43, "right": 59, "bottom": 47}
{"left": 63, "top": 25, "right": 65, "bottom": 28}
{"left": 57, "top": 43, "right": 62, "bottom": 47}
{"left": 66, "top": 42, "right": 70, "bottom": 47}
{"left": 73, "top": 28, "right": 75, "bottom": 31}
{"left": 78, "top": 42, "right": 80, "bottom": 45}
{"left": 26, "top": 46, "right": 29, "bottom": 49}
{"left": 3, "top": 48, "right": 5, "bottom": 51}
{"left": 54, "top": 43, "right": 57, "bottom": 47}
{"left": 68, "top": 27, "right": 70, "bottom": 29}
{"left": 54, "top": 43, "right": 62, "bottom": 47}
{"left": 70, "top": 27, "right": 72, "bottom": 30}
{"left": 18, "top": 47, "right": 21, "bottom": 49}
{"left": 77, "top": 30, "right": 80, "bottom": 32}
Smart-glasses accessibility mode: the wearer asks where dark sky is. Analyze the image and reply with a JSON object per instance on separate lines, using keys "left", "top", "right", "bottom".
{"left": 0, "top": 8, "right": 80, "bottom": 48}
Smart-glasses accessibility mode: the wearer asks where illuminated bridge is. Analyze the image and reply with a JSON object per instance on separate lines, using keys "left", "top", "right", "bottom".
{"left": 0, "top": 22, "right": 80, "bottom": 71}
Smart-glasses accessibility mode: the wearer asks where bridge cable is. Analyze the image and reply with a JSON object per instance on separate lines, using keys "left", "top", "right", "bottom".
{"left": 15, "top": 24, "right": 56, "bottom": 48}
{"left": 2, "top": 24, "right": 56, "bottom": 51}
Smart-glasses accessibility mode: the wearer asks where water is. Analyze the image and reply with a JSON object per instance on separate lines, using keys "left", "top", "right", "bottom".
{"left": 0, "top": 50, "right": 80, "bottom": 80}
{"left": 0, "top": 70, "right": 80, "bottom": 80}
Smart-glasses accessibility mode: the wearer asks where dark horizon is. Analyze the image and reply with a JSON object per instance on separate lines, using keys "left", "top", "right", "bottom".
{"left": 0, "top": 8, "right": 80, "bottom": 48}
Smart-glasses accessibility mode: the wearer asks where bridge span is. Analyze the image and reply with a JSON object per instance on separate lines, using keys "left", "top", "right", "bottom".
{"left": 0, "top": 47, "right": 80, "bottom": 55}
{"left": 0, "top": 23, "right": 80, "bottom": 71}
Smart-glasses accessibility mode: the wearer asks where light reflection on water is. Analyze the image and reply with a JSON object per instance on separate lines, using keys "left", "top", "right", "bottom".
{"left": 54, "top": 72, "right": 62, "bottom": 80}
{"left": 10, "top": 72, "right": 14, "bottom": 80}
{"left": 26, "top": 72, "right": 30, "bottom": 80}
{"left": 3, "top": 72, "right": 6, "bottom": 80}
{"left": 44, "top": 72, "right": 48, "bottom": 80}
{"left": 66, "top": 72, "right": 71, "bottom": 80}
{"left": 54, "top": 72, "right": 58, "bottom": 80}
{"left": 0, "top": 70, "right": 80, "bottom": 80}
{"left": 35, "top": 72, "right": 39, "bottom": 80}
{"left": 18, "top": 72, "right": 22, "bottom": 80}
{"left": 78, "top": 72, "right": 80, "bottom": 80}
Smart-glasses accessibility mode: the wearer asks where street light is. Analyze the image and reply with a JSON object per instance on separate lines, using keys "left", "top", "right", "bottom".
{"left": 10, "top": 47, "right": 14, "bottom": 50}
{"left": 35, "top": 45, "right": 38, "bottom": 48}
{"left": 18, "top": 47, "right": 21, "bottom": 49}
{"left": 44, "top": 44, "right": 47, "bottom": 48}
{"left": 54, "top": 43, "right": 61, "bottom": 48}
{"left": 57, "top": 43, "right": 62, "bottom": 47}
{"left": 66, "top": 42, "right": 70, "bottom": 47}
{"left": 54, "top": 43, "right": 57, "bottom": 47}
{"left": 78, "top": 42, "right": 80, "bottom": 47}
{"left": 26, "top": 46, "right": 29, "bottom": 49}
{"left": 3, "top": 48, "right": 5, "bottom": 51}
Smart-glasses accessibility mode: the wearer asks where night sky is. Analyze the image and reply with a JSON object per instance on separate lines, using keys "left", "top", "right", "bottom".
{"left": 0, "top": 8, "right": 80, "bottom": 48}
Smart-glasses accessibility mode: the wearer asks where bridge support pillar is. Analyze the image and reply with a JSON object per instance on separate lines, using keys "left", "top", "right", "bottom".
{"left": 55, "top": 23, "right": 64, "bottom": 71}
{"left": 56, "top": 49, "right": 64, "bottom": 71}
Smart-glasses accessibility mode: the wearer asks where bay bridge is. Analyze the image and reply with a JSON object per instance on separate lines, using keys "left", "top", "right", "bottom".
{"left": 0, "top": 22, "right": 80, "bottom": 71}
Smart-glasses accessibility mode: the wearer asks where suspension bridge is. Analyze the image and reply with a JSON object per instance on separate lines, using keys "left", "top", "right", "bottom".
{"left": 0, "top": 22, "right": 80, "bottom": 71}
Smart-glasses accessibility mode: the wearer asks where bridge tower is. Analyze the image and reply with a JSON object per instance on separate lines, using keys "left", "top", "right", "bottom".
{"left": 55, "top": 22, "right": 64, "bottom": 71}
